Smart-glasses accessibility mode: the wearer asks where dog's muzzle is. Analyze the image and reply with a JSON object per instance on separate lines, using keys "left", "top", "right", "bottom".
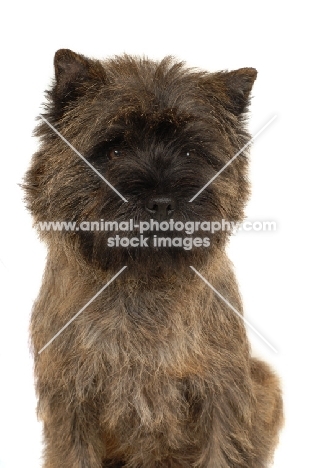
{"left": 145, "top": 196, "right": 176, "bottom": 221}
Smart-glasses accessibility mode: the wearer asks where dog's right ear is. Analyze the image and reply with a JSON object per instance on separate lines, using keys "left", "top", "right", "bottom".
{"left": 52, "top": 49, "right": 106, "bottom": 110}
{"left": 54, "top": 49, "right": 91, "bottom": 89}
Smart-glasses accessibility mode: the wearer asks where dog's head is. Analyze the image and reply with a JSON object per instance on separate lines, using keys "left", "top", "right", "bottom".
{"left": 24, "top": 49, "right": 257, "bottom": 275}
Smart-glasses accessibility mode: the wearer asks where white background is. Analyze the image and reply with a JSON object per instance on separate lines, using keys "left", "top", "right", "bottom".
{"left": 0, "top": 1, "right": 309, "bottom": 466}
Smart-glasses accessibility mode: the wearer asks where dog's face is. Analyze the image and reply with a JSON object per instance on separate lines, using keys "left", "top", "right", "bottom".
{"left": 25, "top": 50, "right": 256, "bottom": 275}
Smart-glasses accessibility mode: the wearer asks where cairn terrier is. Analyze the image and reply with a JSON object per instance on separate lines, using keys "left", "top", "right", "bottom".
{"left": 24, "top": 49, "right": 283, "bottom": 467}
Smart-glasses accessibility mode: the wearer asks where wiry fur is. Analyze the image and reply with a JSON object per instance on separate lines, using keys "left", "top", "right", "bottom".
{"left": 24, "top": 49, "right": 283, "bottom": 467}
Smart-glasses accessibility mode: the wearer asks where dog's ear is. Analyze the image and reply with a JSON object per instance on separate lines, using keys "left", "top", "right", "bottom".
{"left": 52, "top": 49, "right": 105, "bottom": 110}
{"left": 54, "top": 49, "right": 91, "bottom": 88}
{"left": 208, "top": 68, "right": 257, "bottom": 116}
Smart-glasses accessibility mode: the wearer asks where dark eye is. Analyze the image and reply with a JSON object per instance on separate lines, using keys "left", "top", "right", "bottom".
{"left": 185, "top": 150, "right": 194, "bottom": 157}
{"left": 107, "top": 149, "right": 125, "bottom": 160}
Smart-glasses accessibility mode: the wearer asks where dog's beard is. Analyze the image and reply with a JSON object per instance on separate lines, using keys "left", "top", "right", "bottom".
{"left": 77, "top": 227, "right": 221, "bottom": 280}
{"left": 74, "top": 189, "right": 227, "bottom": 277}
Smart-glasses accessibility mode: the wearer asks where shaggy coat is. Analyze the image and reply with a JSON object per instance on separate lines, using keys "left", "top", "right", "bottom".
{"left": 24, "top": 49, "right": 283, "bottom": 467}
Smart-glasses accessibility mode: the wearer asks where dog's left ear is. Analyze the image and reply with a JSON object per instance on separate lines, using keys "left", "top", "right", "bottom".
{"left": 208, "top": 68, "right": 257, "bottom": 116}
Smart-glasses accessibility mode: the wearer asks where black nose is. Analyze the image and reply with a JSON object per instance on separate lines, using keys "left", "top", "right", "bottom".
{"left": 145, "top": 196, "right": 176, "bottom": 221}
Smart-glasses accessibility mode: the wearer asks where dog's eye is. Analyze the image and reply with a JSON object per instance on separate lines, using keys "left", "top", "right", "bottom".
{"left": 107, "top": 149, "right": 125, "bottom": 160}
{"left": 185, "top": 150, "right": 194, "bottom": 157}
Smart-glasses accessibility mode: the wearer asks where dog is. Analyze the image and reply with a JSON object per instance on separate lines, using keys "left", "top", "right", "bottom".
{"left": 24, "top": 49, "right": 283, "bottom": 467}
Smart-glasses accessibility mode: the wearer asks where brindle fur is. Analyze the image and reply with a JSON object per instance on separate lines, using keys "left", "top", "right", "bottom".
{"left": 24, "top": 49, "right": 283, "bottom": 467}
